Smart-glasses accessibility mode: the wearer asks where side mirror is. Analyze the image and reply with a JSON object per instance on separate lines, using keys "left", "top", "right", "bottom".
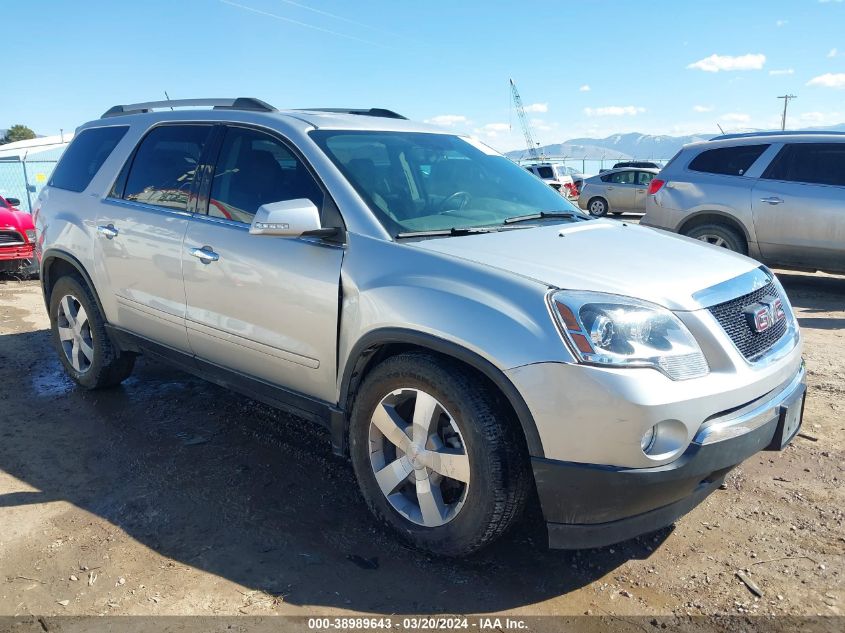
{"left": 249, "top": 198, "right": 326, "bottom": 237}
{"left": 6, "top": 198, "right": 21, "bottom": 207}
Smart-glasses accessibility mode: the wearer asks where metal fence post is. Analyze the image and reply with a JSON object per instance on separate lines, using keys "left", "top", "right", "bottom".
{"left": 21, "top": 159, "right": 33, "bottom": 212}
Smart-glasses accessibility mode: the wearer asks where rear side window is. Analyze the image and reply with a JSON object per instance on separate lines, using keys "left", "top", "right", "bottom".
{"left": 122, "top": 125, "right": 212, "bottom": 211}
{"left": 636, "top": 171, "right": 655, "bottom": 186}
{"left": 49, "top": 126, "right": 128, "bottom": 192}
{"left": 603, "top": 171, "right": 636, "bottom": 184}
{"left": 762, "top": 143, "right": 845, "bottom": 187}
{"left": 688, "top": 144, "right": 769, "bottom": 176}
{"left": 536, "top": 166, "right": 554, "bottom": 179}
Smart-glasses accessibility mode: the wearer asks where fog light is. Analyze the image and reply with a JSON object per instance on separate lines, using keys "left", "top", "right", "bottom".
{"left": 641, "top": 426, "right": 657, "bottom": 454}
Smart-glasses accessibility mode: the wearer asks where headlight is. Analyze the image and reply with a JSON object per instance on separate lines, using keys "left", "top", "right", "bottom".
{"left": 549, "top": 290, "right": 709, "bottom": 380}
{"left": 25, "top": 229, "right": 36, "bottom": 242}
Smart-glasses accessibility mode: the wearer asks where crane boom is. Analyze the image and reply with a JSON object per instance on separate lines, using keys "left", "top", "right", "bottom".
{"left": 510, "top": 78, "right": 540, "bottom": 160}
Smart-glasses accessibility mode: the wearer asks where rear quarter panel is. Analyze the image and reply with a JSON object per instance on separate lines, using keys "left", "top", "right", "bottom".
{"left": 36, "top": 186, "right": 99, "bottom": 298}
{"left": 649, "top": 171, "right": 759, "bottom": 246}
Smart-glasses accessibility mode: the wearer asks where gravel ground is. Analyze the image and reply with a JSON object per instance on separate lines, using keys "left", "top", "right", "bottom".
{"left": 0, "top": 266, "right": 842, "bottom": 624}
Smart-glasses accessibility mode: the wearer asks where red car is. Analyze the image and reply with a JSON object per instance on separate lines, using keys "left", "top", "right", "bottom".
{"left": 0, "top": 195, "right": 37, "bottom": 274}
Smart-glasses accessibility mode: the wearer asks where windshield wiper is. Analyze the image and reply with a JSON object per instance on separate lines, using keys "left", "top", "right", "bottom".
{"left": 396, "top": 226, "right": 503, "bottom": 239}
{"left": 503, "top": 211, "right": 587, "bottom": 225}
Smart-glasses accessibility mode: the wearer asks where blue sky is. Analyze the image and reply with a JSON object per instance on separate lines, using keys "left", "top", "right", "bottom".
{"left": 4, "top": 0, "right": 845, "bottom": 151}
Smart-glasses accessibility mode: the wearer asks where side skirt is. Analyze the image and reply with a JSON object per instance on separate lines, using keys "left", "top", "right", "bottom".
{"left": 106, "top": 325, "right": 345, "bottom": 447}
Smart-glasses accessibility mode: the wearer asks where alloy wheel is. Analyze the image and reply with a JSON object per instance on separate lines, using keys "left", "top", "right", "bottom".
{"left": 697, "top": 234, "right": 728, "bottom": 248}
{"left": 368, "top": 388, "right": 470, "bottom": 527}
{"left": 589, "top": 200, "right": 606, "bottom": 216}
{"left": 57, "top": 294, "right": 94, "bottom": 373}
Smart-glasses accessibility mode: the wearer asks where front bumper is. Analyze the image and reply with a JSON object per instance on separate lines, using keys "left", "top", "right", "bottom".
{"left": 534, "top": 364, "right": 805, "bottom": 549}
{"left": 0, "top": 243, "right": 34, "bottom": 261}
{"left": 0, "top": 244, "right": 35, "bottom": 270}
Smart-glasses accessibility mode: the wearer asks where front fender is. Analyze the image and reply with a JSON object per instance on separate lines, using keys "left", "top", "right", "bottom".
{"left": 337, "top": 233, "right": 574, "bottom": 457}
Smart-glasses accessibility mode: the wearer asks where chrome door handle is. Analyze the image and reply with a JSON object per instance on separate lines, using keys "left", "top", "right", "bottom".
{"left": 97, "top": 224, "right": 118, "bottom": 239}
{"left": 606, "top": 186, "right": 614, "bottom": 190}
{"left": 760, "top": 196, "right": 784, "bottom": 205}
{"left": 189, "top": 246, "right": 219, "bottom": 263}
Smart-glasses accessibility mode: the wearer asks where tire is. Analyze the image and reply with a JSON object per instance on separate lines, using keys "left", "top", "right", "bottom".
{"left": 684, "top": 223, "right": 747, "bottom": 254}
{"left": 49, "top": 275, "right": 135, "bottom": 389}
{"left": 349, "top": 352, "right": 531, "bottom": 556}
{"left": 587, "top": 197, "right": 609, "bottom": 217}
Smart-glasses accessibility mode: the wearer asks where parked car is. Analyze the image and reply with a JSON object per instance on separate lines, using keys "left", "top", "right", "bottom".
{"left": 36, "top": 98, "right": 804, "bottom": 556}
{"left": 578, "top": 167, "right": 658, "bottom": 216}
{"left": 614, "top": 160, "right": 661, "bottom": 169}
{"left": 560, "top": 165, "right": 587, "bottom": 193}
{"left": 0, "top": 194, "right": 37, "bottom": 274}
{"left": 643, "top": 131, "right": 845, "bottom": 274}
{"left": 523, "top": 162, "right": 578, "bottom": 198}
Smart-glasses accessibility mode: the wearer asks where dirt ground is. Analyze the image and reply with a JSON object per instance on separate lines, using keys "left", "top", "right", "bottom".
{"left": 0, "top": 264, "right": 842, "bottom": 622}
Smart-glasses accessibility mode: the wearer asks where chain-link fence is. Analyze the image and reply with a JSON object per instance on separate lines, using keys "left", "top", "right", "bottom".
{"left": 0, "top": 157, "right": 59, "bottom": 212}
{"left": 1, "top": 153, "right": 671, "bottom": 214}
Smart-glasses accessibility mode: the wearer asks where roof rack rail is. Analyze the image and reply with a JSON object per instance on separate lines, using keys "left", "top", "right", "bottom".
{"left": 297, "top": 108, "right": 407, "bottom": 120}
{"left": 101, "top": 97, "right": 276, "bottom": 118}
{"left": 710, "top": 130, "right": 845, "bottom": 141}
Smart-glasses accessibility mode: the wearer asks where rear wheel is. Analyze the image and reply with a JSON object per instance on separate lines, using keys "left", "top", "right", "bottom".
{"left": 684, "top": 223, "right": 746, "bottom": 254}
{"left": 49, "top": 275, "right": 135, "bottom": 389}
{"left": 588, "top": 197, "right": 609, "bottom": 217}
{"left": 349, "top": 353, "right": 530, "bottom": 556}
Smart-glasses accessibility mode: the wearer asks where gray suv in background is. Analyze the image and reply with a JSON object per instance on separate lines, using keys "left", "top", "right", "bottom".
{"left": 643, "top": 132, "right": 845, "bottom": 274}
{"left": 35, "top": 98, "right": 805, "bottom": 556}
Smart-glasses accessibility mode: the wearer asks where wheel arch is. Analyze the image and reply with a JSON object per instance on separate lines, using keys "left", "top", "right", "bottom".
{"left": 677, "top": 210, "right": 751, "bottom": 247}
{"left": 338, "top": 328, "right": 545, "bottom": 458}
{"left": 41, "top": 249, "right": 107, "bottom": 320}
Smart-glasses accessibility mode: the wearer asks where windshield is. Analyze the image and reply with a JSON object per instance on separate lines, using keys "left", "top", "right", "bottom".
{"left": 310, "top": 131, "right": 583, "bottom": 234}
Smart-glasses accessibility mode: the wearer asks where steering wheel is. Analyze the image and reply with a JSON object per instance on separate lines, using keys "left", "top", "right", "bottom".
{"left": 438, "top": 191, "right": 472, "bottom": 213}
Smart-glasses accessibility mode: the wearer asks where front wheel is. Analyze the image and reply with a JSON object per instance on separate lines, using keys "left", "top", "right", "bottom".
{"left": 349, "top": 353, "right": 530, "bottom": 556}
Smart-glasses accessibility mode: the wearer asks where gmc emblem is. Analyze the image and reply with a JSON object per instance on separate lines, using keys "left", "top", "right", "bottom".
{"left": 744, "top": 296, "right": 786, "bottom": 333}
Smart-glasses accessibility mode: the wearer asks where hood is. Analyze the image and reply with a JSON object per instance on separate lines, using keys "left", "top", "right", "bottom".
{"left": 0, "top": 206, "right": 34, "bottom": 233}
{"left": 410, "top": 220, "right": 759, "bottom": 311}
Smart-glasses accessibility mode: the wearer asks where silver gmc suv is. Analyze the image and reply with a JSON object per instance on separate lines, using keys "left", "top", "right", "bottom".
{"left": 34, "top": 98, "right": 805, "bottom": 556}
{"left": 643, "top": 131, "right": 845, "bottom": 274}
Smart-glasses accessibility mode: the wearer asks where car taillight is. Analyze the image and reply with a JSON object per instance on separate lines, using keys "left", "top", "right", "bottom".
{"left": 647, "top": 179, "right": 665, "bottom": 195}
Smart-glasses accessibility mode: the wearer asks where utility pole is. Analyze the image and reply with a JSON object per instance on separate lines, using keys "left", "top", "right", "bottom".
{"left": 777, "top": 94, "right": 797, "bottom": 131}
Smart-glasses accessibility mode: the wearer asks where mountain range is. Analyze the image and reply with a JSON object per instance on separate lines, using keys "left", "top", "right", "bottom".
{"left": 505, "top": 123, "right": 845, "bottom": 161}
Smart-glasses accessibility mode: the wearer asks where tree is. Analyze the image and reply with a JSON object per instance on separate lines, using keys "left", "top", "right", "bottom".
{"left": 1, "top": 125, "right": 36, "bottom": 145}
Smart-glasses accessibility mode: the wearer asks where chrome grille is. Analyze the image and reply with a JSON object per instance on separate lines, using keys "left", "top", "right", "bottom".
{"left": 708, "top": 281, "right": 789, "bottom": 360}
{"left": 0, "top": 231, "right": 24, "bottom": 245}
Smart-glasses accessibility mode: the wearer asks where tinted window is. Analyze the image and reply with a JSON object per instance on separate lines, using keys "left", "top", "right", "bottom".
{"left": 49, "top": 126, "right": 128, "bottom": 192}
{"left": 123, "top": 125, "right": 212, "bottom": 211}
{"left": 207, "top": 127, "right": 322, "bottom": 223}
{"left": 762, "top": 143, "right": 845, "bottom": 187}
{"left": 636, "top": 171, "right": 655, "bottom": 186}
{"left": 688, "top": 144, "right": 768, "bottom": 176}
{"left": 606, "top": 170, "right": 636, "bottom": 184}
{"left": 536, "top": 166, "right": 554, "bottom": 179}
